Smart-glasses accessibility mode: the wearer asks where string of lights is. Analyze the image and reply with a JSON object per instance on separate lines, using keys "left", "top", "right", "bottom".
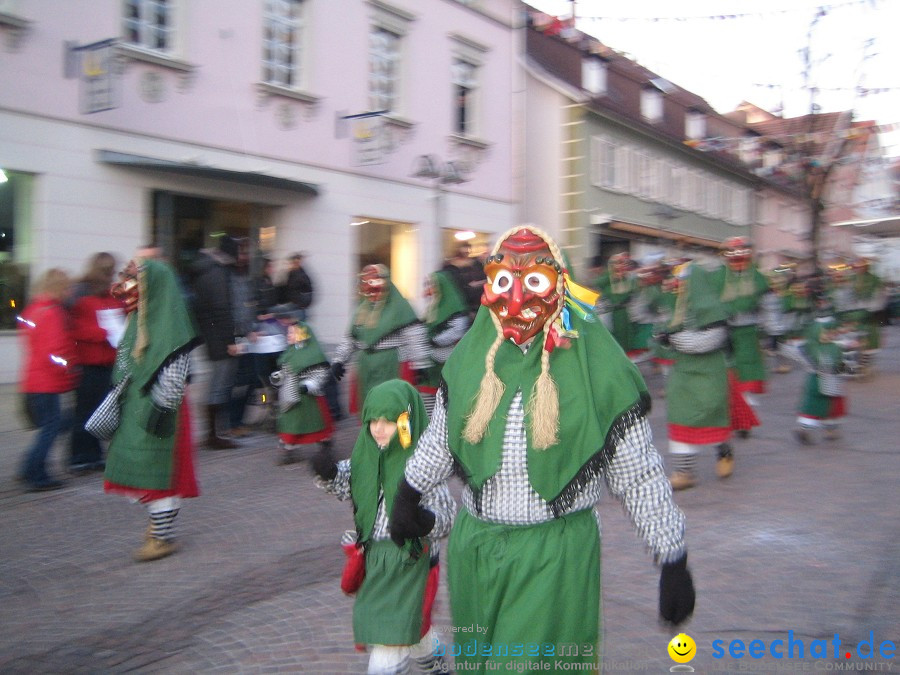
{"left": 567, "top": 0, "right": 874, "bottom": 23}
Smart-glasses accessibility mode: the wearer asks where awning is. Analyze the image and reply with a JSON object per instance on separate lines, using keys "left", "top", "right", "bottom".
{"left": 96, "top": 149, "right": 319, "bottom": 196}
{"left": 830, "top": 215, "right": 900, "bottom": 237}
{"left": 608, "top": 220, "right": 724, "bottom": 249}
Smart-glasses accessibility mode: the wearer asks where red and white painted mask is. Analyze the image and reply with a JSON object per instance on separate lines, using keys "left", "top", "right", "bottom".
{"left": 482, "top": 229, "right": 561, "bottom": 344}
{"left": 358, "top": 264, "right": 388, "bottom": 303}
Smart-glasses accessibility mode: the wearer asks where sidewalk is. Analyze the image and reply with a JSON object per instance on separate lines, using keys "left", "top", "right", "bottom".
{"left": 0, "top": 328, "right": 898, "bottom": 673}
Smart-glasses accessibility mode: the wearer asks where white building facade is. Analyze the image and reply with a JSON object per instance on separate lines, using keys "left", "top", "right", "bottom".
{"left": 0, "top": 0, "right": 522, "bottom": 382}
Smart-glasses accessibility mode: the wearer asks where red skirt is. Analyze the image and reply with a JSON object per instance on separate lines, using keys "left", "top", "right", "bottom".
{"left": 729, "top": 371, "right": 760, "bottom": 432}
{"left": 104, "top": 393, "right": 200, "bottom": 503}
{"left": 668, "top": 423, "right": 732, "bottom": 444}
{"left": 279, "top": 397, "right": 335, "bottom": 444}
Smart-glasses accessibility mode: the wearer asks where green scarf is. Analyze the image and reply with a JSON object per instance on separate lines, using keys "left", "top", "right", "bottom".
{"left": 115, "top": 258, "right": 199, "bottom": 390}
{"left": 718, "top": 265, "right": 769, "bottom": 313}
{"left": 442, "top": 307, "right": 649, "bottom": 509}
{"left": 350, "top": 380, "right": 428, "bottom": 550}
{"left": 351, "top": 281, "right": 419, "bottom": 347}
{"left": 424, "top": 270, "right": 469, "bottom": 337}
{"left": 669, "top": 263, "right": 729, "bottom": 332}
{"left": 277, "top": 322, "right": 329, "bottom": 374}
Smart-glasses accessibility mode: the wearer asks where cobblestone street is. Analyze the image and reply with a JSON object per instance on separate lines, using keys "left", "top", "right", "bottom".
{"left": 1, "top": 328, "right": 898, "bottom": 673}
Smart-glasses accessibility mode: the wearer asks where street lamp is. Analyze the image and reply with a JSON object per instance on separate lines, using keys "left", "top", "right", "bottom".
{"left": 411, "top": 154, "right": 470, "bottom": 264}
{"left": 411, "top": 154, "right": 471, "bottom": 291}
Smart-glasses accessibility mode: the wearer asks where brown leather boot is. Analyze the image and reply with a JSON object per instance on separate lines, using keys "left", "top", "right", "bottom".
{"left": 206, "top": 405, "right": 236, "bottom": 450}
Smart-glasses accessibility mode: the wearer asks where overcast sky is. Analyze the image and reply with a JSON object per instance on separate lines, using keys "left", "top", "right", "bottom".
{"left": 526, "top": 0, "right": 900, "bottom": 156}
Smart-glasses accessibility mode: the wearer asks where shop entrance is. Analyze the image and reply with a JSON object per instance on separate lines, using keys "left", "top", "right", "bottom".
{"left": 151, "top": 191, "right": 275, "bottom": 282}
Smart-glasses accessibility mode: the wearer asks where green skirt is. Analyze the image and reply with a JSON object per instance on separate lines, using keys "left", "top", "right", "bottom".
{"left": 446, "top": 509, "right": 601, "bottom": 673}
{"left": 352, "top": 540, "right": 430, "bottom": 646}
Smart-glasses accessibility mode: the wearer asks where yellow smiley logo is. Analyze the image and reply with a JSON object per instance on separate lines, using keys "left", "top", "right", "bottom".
{"left": 668, "top": 633, "right": 696, "bottom": 664}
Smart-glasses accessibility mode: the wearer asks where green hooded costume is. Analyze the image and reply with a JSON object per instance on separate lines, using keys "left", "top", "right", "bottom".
{"left": 276, "top": 322, "right": 331, "bottom": 439}
{"left": 349, "top": 280, "right": 421, "bottom": 407}
{"left": 348, "top": 380, "right": 432, "bottom": 646}
{"left": 665, "top": 263, "right": 732, "bottom": 438}
{"left": 592, "top": 270, "right": 637, "bottom": 351}
{"left": 711, "top": 264, "right": 770, "bottom": 386}
{"left": 422, "top": 270, "right": 470, "bottom": 388}
{"left": 105, "top": 259, "right": 200, "bottom": 491}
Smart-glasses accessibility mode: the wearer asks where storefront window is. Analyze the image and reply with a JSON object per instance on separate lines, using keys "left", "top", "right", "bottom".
{"left": 353, "top": 217, "right": 419, "bottom": 301}
{"left": 0, "top": 169, "right": 32, "bottom": 330}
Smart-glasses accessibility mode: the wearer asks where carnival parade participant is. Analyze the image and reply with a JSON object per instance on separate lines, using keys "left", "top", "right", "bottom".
{"left": 760, "top": 264, "right": 796, "bottom": 375}
{"left": 97, "top": 258, "right": 201, "bottom": 562}
{"left": 391, "top": 226, "right": 693, "bottom": 673}
{"left": 645, "top": 258, "right": 686, "bottom": 397}
{"left": 714, "top": 236, "right": 766, "bottom": 437}
{"left": 273, "top": 318, "right": 334, "bottom": 465}
{"left": 313, "top": 379, "right": 454, "bottom": 675}
{"left": 418, "top": 269, "right": 471, "bottom": 416}
{"left": 330, "top": 264, "right": 430, "bottom": 414}
{"left": 660, "top": 260, "right": 735, "bottom": 490}
{"left": 593, "top": 251, "right": 637, "bottom": 355}
{"left": 842, "top": 257, "right": 885, "bottom": 377}
{"left": 793, "top": 291, "right": 853, "bottom": 445}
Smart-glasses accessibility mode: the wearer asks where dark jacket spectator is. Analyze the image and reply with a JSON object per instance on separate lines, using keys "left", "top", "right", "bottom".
{"left": 282, "top": 253, "right": 314, "bottom": 311}
{"left": 254, "top": 258, "right": 280, "bottom": 316}
{"left": 441, "top": 242, "right": 485, "bottom": 315}
{"left": 192, "top": 240, "right": 238, "bottom": 361}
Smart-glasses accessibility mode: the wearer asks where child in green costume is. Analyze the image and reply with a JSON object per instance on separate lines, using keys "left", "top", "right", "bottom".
{"left": 313, "top": 380, "right": 454, "bottom": 674}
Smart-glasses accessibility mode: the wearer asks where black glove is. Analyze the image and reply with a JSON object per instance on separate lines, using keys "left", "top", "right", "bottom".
{"left": 654, "top": 331, "right": 671, "bottom": 347}
{"left": 145, "top": 403, "right": 177, "bottom": 438}
{"left": 298, "top": 383, "right": 309, "bottom": 395}
{"left": 331, "top": 362, "right": 346, "bottom": 381}
{"left": 389, "top": 479, "right": 436, "bottom": 548}
{"left": 311, "top": 443, "right": 338, "bottom": 481}
{"left": 659, "top": 553, "right": 695, "bottom": 626}
{"left": 410, "top": 368, "right": 428, "bottom": 386}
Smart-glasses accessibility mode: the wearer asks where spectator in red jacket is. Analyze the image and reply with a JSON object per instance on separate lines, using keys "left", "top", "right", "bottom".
{"left": 69, "top": 253, "right": 125, "bottom": 473}
{"left": 18, "top": 268, "right": 79, "bottom": 491}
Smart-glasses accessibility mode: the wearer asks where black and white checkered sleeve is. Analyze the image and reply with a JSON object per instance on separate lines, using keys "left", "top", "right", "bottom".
{"left": 432, "top": 314, "right": 471, "bottom": 348}
{"left": 669, "top": 325, "right": 727, "bottom": 354}
{"left": 332, "top": 334, "right": 358, "bottom": 366}
{"left": 398, "top": 321, "right": 431, "bottom": 370}
{"left": 405, "top": 388, "right": 455, "bottom": 493}
{"left": 316, "top": 458, "right": 352, "bottom": 501}
{"left": 604, "top": 415, "right": 686, "bottom": 564}
{"left": 299, "top": 363, "right": 331, "bottom": 396}
{"left": 149, "top": 352, "right": 191, "bottom": 410}
{"left": 421, "top": 479, "right": 456, "bottom": 540}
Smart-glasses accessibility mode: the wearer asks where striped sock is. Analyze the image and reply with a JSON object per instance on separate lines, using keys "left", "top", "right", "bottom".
{"left": 670, "top": 452, "right": 697, "bottom": 476}
{"left": 149, "top": 509, "right": 179, "bottom": 542}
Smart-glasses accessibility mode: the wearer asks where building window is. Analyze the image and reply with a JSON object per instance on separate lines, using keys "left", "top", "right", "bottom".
{"left": 123, "top": 0, "right": 174, "bottom": 52}
{"left": 369, "top": 26, "right": 401, "bottom": 112}
{"left": 670, "top": 166, "right": 686, "bottom": 208}
{"left": 262, "top": 0, "right": 305, "bottom": 88}
{"left": 614, "top": 144, "right": 631, "bottom": 192}
{"left": 641, "top": 86, "right": 663, "bottom": 123}
{"left": 685, "top": 110, "right": 706, "bottom": 140}
{"left": 355, "top": 217, "right": 419, "bottom": 301}
{"left": 582, "top": 57, "right": 606, "bottom": 96}
{"left": 0, "top": 169, "right": 32, "bottom": 330}
{"left": 591, "top": 136, "right": 616, "bottom": 188}
{"left": 367, "top": 2, "right": 415, "bottom": 114}
{"left": 452, "top": 58, "right": 478, "bottom": 135}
